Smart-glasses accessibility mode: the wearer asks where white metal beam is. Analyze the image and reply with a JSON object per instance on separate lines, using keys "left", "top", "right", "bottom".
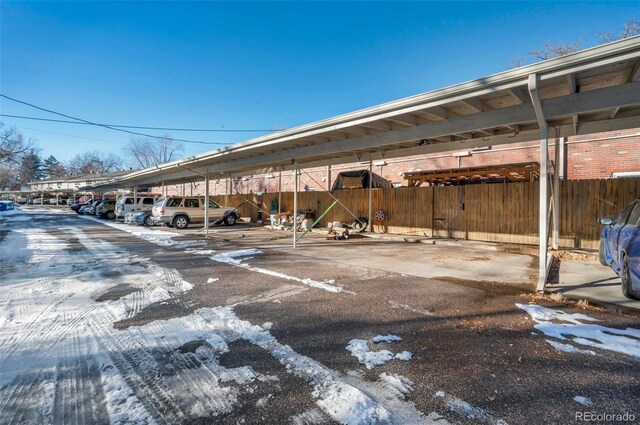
{"left": 529, "top": 73, "right": 550, "bottom": 293}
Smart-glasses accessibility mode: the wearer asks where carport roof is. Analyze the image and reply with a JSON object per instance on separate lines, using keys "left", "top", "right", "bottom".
{"left": 89, "top": 36, "right": 640, "bottom": 190}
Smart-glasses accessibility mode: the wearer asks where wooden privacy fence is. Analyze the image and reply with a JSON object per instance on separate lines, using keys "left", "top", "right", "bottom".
{"left": 212, "top": 178, "right": 640, "bottom": 250}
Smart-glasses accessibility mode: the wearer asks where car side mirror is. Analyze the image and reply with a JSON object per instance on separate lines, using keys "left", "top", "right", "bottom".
{"left": 598, "top": 217, "right": 613, "bottom": 225}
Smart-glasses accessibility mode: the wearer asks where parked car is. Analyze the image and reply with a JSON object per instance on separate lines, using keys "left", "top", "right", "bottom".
{"left": 598, "top": 198, "right": 640, "bottom": 299}
{"left": 115, "top": 195, "right": 159, "bottom": 220}
{"left": 71, "top": 199, "right": 93, "bottom": 213}
{"left": 0, "top": 201, "right": 15, "bottom": 211}
{"left": 79, "top": 200, "right": 102, "bottom": 215}
{"left": 47, "top": 198, "right": 66, "bottom": 205}
{"left": 96, "top": 200, "right": 117, "bottom": 219}
{"left": 15, "top": 197, "right": 27, "bottom": 205}
{"left": 151, "top": 197, "right": 239, "bottom": 229}
{"left": 125, "top": 210, "right": 154, "bottom": 226}
{"left": 31, "top": 198, "right": 45, "bottom": 205}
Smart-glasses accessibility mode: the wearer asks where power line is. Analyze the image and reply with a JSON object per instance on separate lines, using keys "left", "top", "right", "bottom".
{"left": 0, "top": 94, "right": 261, "bottom": 146}
{"left": 0, "top": 113, "right": 281, "bottom": 133}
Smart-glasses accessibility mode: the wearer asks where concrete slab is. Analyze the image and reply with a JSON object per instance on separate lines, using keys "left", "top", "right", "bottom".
{"left": 553, "top": 259, "right": 640, "bottom": 312}
{"left": 159, "top": 223, "right": 640, "bottom": 311}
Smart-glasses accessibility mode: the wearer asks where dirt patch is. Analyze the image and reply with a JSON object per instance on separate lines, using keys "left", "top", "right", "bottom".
{"left": 177, "top": 339, "right": 207, "bottom": 354}
{"left": 462, "top": 255, "right": 491, "bottom": 262}
{"left": 552, "top": 250, "right": 596, "bottom": 262}
{"left": 113, "top": 297, "right": 196, "bottom": 330}
{"left": 95, "top": 284, "right": 139, "bottom": 302}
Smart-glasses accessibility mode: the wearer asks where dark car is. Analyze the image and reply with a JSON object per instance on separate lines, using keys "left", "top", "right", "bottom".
{"left": 599, "top": 198, "right": 640, "bottom": 299}
{"left": 71, "top": 198, "right": 94, "bottom": 214}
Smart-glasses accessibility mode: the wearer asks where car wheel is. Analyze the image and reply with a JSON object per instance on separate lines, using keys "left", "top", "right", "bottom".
{"left": 173, "top": 215, "right": 189, "bottom": 230}
{"left": 224, "top": 213, "right": 237, "bottom": 226}
{"left": 106, "top": 211, "right": 115, "bottom": 219}
{"left": 598, "top": 239, "right": 608, "bottom": 266}
{"left": 620, "top": 255, "right": 640, "bottom": 300}
{"left": 144, "top": 215, "right": 153, "bottom": 226}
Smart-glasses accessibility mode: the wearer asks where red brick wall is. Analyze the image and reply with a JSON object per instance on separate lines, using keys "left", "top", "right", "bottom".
{"left": 154, "top": 129, "right": 639, "bottom": 195}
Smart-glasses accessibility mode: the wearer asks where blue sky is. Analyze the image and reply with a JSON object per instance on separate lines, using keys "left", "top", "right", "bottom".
{"left": 1, "top": 1, "right": 637, "bottom": 163}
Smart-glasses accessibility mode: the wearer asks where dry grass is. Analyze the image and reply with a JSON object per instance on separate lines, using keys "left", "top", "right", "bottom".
{"left": 519, "top": 292, "right": 607, "bottom": 313}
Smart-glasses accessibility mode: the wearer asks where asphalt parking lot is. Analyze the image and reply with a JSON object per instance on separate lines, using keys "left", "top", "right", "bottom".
{"left": 1, "top": 206, "right": 639, "bottom": 424}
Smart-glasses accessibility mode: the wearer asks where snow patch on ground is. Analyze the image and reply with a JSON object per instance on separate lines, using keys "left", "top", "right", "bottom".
{"left": 517, "top": 303, "right": 640, "bottom": 358}
{"left": 373, "top": 334, "right": 402, "bottom": 344}
{"left": 96, "top": 351, "right": 156, "bottom": 425}
{"left": 573, "top": 395, "right": 592, "bottom": 406}
{"left": 206, "top": 277, "right": 219, "bottom": 283}
{"left": 379, "top": 372, "right": 413, "bottom": 396}
{"left": 346, "top": 338, "right": 412, "bottom": 369}
{"left": 546, "top": 340, "right": 597, "bottom": 356}
{"left": 80, "top": 215, "right": 206, "bottom": 249}
{"left": 435, "top": 391, "right": 508, "bottom": 425}
{"left": 208, "top": 249, "right": 346, "bottom": 293}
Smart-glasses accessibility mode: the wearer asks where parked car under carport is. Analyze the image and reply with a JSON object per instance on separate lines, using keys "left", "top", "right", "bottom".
{"left": 599, "top": 198, "right": 640, "bottom": 299}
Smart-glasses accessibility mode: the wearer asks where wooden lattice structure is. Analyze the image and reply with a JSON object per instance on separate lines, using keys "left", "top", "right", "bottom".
{"left": 404, "top": 162, "right": 540, "bottom": 187}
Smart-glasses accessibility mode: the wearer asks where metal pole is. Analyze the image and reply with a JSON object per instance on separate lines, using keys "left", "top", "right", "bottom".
{"left": 293, "top": 167, "right": 298, "bottom": 249}
{"left": 538, "top": 129, "right": 549, "bottom": 291}
{"left": 368, "top": 160, "right": 373, "bottom": 233}
{"left": 326, "top": 165, "right": 332, "bottom": 191}
{"left": 278, "top": 171, "right": 282, "bottom": 214}
{"left": 204, "top": 174, "right": 210, "bottom": 235}
{"left": 162, "top": 181, "right": 165, "bottom": 197}
{"left": 225, "top": 177, "right": 229, "bottom": 206}
{"left": 552, "top": 137, "right": 561, "bottom": 250}
{"left": 529, "top": 73, "right": 550, "bottom": 293}
{"left": 133, "top": 186, "right": 137, "bottom": 212}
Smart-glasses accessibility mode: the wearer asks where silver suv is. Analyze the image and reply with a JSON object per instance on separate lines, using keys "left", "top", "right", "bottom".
{"left": 151, "top": 197, "right": 240, "bottom": 229}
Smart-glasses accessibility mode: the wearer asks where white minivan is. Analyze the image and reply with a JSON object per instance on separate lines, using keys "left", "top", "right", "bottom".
{"left": 115, "top": 195, "right": 159, "bottom": 220}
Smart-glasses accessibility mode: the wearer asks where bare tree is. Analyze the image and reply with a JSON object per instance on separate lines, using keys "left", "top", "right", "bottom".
{"left": 512, "top": 18, "right": 639, "bottom": 67}
{"left": 66, "top": 151, "right": 123, "bottom": 175}
{"left": 0, "top": 123, "right": 37, "bottom": 190}
{"left": 124, "top": 136, "right": 184, "bottom": 169}
{"left": 0, "top": 123, "right": 35, "bottom": 165}
{"left": 597, "top": 18, "right": 640, "bottom": 43}
{"left": 528, "top": 39, "right": 584, "bottom": 61}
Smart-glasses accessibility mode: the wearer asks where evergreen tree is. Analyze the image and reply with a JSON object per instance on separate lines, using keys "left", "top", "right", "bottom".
{"left": 43, "top": 155, "right": 66, "bottom": 178}
{"left": 18, "top": 149, "right": 45, "bottom": 182}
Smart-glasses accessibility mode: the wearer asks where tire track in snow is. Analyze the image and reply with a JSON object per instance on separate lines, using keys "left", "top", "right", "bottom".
{"left": 89, "top": 311, "right": 185, "bottom": 424}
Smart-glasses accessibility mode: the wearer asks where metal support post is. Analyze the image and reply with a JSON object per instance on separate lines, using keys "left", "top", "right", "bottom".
{"left": 225, "top": 177, "right": 229, "bottom": 206}
{"left": 133, "top": 186, "right": 137, "bottom": 212}
{"left": 204, "top": 174, "right": 210, "bottom": 235}
{"left": 278, "top": 171, "right": 282, "bottom": 214}
{"left": 293, "top": 167, "right": 298, "bottom": 249}
{"left": 326, "top": 166, "right": 332, "bottom": 191}
{"left": 552, "top": 137, "right": 561, "bottom": 250}
{"left": 529, "top": 73, "right": 550, "bottom": 292}
{"left": 368, "top": 160, "right": 373, "bottom": 233}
